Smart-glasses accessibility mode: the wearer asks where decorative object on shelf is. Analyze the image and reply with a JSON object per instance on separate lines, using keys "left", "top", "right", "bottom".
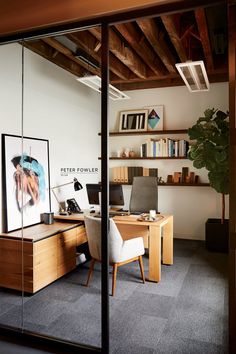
{"left": 51, "top": 178, "right": 83, "bottom": 215}
{"left": 124, "top": 147, "right": 130, "bottom": 157}
{"left": 119, "top": 109, "right": 148, "bottom": 132}
{"left": 129, "top": 149, "right": 136, "bottom": 158}
{"left": 188, "top": 108, "right": 229, "bottom": 252}
{"left": 2, "top": 134, "right": 51, "bottom": 232}
{"left": 144, "top": 105, "right": 164, "bottom": 131}
{"left": 116, "top": 149, "right": 122, "bottom": 158}
{"left": 170, "top": 169, "right": 199, "bottom": 184}
{"left": 158, "top": 177, "right": 165, "bottom": 184}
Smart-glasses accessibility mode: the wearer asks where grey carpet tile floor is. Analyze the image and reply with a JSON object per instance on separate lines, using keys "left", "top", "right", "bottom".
{"left": 0, "top": 239, "right": 228, "bottom": 353}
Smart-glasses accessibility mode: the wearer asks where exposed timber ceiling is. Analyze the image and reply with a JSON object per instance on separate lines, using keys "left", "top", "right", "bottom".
{"left": 23, "top": 4, "right": 228, "bottom": 91}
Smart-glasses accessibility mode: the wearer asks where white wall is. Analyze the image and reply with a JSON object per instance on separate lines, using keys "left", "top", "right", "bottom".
{"left": 109, "top": 83, "right": 229, "bottom": 240}
{"left": 0, "top": 43, "right": 101, "bottom": 232}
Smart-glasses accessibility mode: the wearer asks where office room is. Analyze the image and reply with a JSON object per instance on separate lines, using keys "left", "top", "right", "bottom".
{"left": 0, "top": 1, "right": 232, "bottom": 353}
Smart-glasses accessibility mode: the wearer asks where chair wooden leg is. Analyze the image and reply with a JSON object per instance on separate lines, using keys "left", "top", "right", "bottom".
{"left": 112, "top": 264, "right": 118, "bottom": 296}
{"left": 138, "top": 256, "right": 145, "bottom": 284}
{"left": 86, "top": 258, "right": 96, "bottom": 287}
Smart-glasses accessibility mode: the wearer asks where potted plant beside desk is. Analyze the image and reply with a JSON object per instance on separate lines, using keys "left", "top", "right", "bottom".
{"left": 188, "top": 108, "right": 229, "bottom": 253}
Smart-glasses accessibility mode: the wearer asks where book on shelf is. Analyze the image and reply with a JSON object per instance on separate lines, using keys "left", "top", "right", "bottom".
{"left": 181, "top": 167, "right": 189, "bottom": 183}
{"left": 111, "top": 166, "right": 158, "bottom": 183}
{"left": 149, "top": 168, "right": 158, "bottom": 177}
{"left": 139, "top": 137, "right": 189, "bottom": 157}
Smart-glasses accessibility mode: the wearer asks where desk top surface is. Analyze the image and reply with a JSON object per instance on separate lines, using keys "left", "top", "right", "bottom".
{"left": 54, "top": 211, "right": 172, "bottom": 227}
{"left": 0, "top": 221, "right": 81, "bottom": 242}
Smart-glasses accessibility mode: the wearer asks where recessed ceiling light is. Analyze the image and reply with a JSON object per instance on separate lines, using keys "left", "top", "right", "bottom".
{"left": 175, "top": 61, "right": 210, "bottom": 92}
{"left": 77, "top": 75, "right": 130, "bottom": 100}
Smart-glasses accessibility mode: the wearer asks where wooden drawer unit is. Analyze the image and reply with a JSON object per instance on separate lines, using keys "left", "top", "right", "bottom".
{"left": 76, "top": 225, "right": 87, "bottom": 246}
{"left": 57, "top": 228, "right": 77, "bottom": 278}
{"left": 0, "top": 222, "right": 81, "bottom": 293}
{"left": 0, "top": 238, "right": 34, "bottom": 293}
{"left": 33, "top": 236, "right": 58, "bottom": 293}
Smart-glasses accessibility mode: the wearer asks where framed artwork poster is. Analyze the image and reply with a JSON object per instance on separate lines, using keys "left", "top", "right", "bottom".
{"left": 119, "top": 109, "right": 148, "bottom": 132}
{"left": 2, "top": 134, "right": 51, "bottom": 232}
{"left": 144, "top": 105, "right": 164, "bottom": 131}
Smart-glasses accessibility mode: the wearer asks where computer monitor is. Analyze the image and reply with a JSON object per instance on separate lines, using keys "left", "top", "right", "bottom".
{"left": 86, "top": 184, "right": 124, "bottom": 207}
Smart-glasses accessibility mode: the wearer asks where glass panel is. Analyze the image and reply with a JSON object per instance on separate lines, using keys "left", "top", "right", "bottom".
{"left": 21, "top": 26, "right": 102, "bottom": 348}
{"left": 0, "top": 42, "right": 24, "bottom": 329}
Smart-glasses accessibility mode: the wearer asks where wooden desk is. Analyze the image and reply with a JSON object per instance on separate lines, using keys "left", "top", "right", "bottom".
{"left": 55, "top": 212, "right": 173, "bottom": 282}
{"left": 0, "top": 221, "right": 87, "bottom": 293}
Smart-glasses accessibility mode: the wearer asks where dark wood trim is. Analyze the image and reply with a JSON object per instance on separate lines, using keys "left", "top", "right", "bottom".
{"left": 0, "top": 0, "right": 225, "bottom": 44}
{"left": 100, "top": 157, "right": 188, "bottom": 160}
{"left": 99, "top": 129, "right": 188, "bottom": 136}
{"left": 109, "top": 182, "right": 210, "bottom": 186}
{"left": 101, "top": 21, "right": 110, "bottom": 353}
{"left": 229, "top": 2, "right": 236, "bottom": 353}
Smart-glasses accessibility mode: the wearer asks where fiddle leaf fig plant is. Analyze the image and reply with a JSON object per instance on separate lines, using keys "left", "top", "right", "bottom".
{"left": 188, "top": 108, "right": 229, "bottom": 223}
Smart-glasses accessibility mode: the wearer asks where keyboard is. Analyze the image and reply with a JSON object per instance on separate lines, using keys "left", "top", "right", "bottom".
{"left": 93, "top": 211, "right": 129, "bottom": 218}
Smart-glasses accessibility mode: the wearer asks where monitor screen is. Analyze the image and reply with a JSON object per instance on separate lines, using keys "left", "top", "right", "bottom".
{"left": 86, "top": 184, "right": 124, "bottom": 206}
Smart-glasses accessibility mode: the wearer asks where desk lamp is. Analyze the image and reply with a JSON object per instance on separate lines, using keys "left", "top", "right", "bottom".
{"left": 51, "top": 177, "right": 83, "bottom": 215}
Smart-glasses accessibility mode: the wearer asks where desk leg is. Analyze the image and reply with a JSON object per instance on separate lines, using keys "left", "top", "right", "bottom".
{"left": 148, "top": 225, "right": 161, "bottom": 282}
{"left": 162, "top": 216, "right": 173, "bottom": 265}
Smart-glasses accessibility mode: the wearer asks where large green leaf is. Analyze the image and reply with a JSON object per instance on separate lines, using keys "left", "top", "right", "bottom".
{"left": 188, "top": 109, "right": 229, "bottom": 196}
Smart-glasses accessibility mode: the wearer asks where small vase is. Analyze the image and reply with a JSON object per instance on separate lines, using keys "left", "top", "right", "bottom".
{"left": 129, "top": 150, "right": 135, "bottom": 158}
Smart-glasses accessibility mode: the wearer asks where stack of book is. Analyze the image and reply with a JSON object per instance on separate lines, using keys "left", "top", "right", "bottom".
{"left": 140, "top": 138, "right": 189, "bottom": 157}
{"left": 111, "top": 166, "right": 158, "bottom": 184}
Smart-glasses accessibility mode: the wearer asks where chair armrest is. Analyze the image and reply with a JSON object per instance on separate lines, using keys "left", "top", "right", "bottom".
{"left": 118, "top": 237, "right": 145, "bottom": 263}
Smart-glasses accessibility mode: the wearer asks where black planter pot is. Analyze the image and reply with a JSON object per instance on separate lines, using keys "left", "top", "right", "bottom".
{"left": 205, "top": 218, "right": 229, "bottom": 253}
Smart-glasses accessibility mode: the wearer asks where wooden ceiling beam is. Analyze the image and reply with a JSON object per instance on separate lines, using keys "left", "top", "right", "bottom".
{"left": 161, "top": 15, "right": 188, "bottom": 63}
{"left": 24, "top": 39, "right": 86, "bottom": 77}
{"left": 112, "top": 71, "right": 228, "bottom": 91}
{"left": 42, "top": 37, "right": 99, "bottom": 75}
{"left": 67, "top": 31, "right": 133, "bottom": 81}
{"left": 89, "top": 26, "right": 147, "bottom": 79}
{"left": 137, "top": 18, "right": 176, "bottom": 74}
{"left": 114, "top": 22, "right": 167, "bottom": 76}
{"left": 195, "top": 8, "right": 214, "bottom": 71}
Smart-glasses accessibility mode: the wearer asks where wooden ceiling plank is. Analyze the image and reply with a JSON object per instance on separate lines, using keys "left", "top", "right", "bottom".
{"left": 24, "top": 40, "right": 86, "bottom": 77}
{"left": 195, "top": 8, "right": 214, "bottom": 71}
{"left": 68, "top": 31, "right": 132, "bottom": 80}
{"left": 42, "top": 37, "right": 99, "bottom": 75}
{"left": 89, "top": 26, "right": 147, "bottom": 79}
{"left": 114, "top": 22, "right": 166, "bottom": 76}
{"left": 137, "top": 18, "right": 176, "bottom": 74}
{"left": 161, "top": 15, "right": 188, "bottom": 63}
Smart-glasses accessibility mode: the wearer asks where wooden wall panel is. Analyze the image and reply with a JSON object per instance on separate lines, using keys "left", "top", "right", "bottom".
{"left": 0, "top": 0, "right": 169, "bottom": 36}
{"left": 229, "top": 2, "right": 236, "bottom": 353}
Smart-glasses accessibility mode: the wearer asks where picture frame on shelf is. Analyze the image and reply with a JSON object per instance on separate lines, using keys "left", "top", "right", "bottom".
{"left": 144, "top": 105, "right": 164, "bottom": 131}
{"left": 2, "top": 134, "right": 51, "bottom": 232}
{"left": 119, "top": 109, "right": 148, "bottom": 132}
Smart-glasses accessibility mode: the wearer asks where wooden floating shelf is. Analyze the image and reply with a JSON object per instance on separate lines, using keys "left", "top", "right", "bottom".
{"left": 108, "top": 182, "right": 210, "bottom": 187}
{"left": 98, "top": 129, "right": 188, "bottom": 137}
{"left": 99, "top": 157, "right": 188, "bottom": 160}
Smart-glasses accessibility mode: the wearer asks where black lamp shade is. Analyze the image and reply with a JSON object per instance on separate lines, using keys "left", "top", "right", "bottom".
{"left": 73, "top": 178, "right": 83, "bottom": 191}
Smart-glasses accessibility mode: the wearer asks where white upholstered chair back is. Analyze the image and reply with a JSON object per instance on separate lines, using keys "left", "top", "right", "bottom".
{"left": 84, "top": 215, "right": 123, "bottom": 263}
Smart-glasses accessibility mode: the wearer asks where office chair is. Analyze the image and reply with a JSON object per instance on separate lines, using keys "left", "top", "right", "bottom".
{"left": 129, "top": 176, "right": 158, "bottom": 213}
{"left": 84, "top": 215, "right": 145, "bottom": 296}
